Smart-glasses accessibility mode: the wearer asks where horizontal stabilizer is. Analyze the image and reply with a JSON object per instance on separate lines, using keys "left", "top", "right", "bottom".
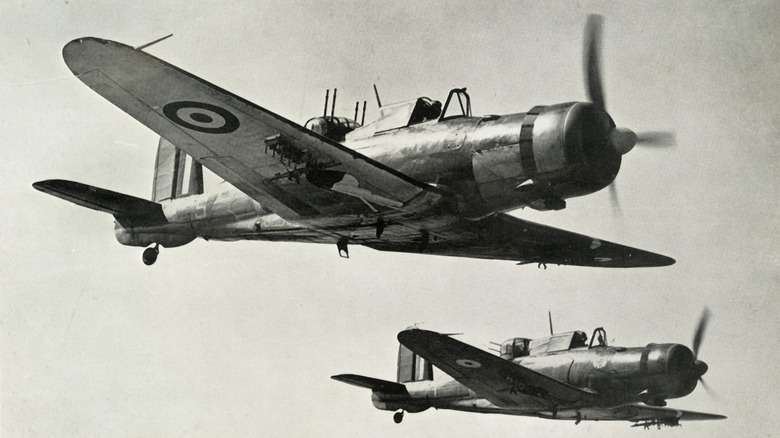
{"left": 331, "top": 374, "right": 408, "bottom": 395}
{"left": 33, "top": 179, "right": 167, "bottom": 224}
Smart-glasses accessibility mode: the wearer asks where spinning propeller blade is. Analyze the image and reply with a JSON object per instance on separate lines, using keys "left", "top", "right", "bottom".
{"left": 690, "top": 307, "right": 717, "bottom": 398}
{"left": 636, "top": 131, "right": 677, "bottom": 148}
{"left": 692, "top": 307, "right": 711, "bottom": 360}
{"left": 583, "top": 14, "right": 606, "bottom": 111}
{"left": 583, "top": 15, "right": 675, "bottom": 212}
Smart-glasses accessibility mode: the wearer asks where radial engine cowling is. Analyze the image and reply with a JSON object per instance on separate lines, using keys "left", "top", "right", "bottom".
{"left": 525, "top": 102, "right": 621, "bottom": 196}
{"left": 472, "top": 102, "right": 623, "bottom": 213}
{"left": 641, "top": 343, "right": 700, "bottom": 402}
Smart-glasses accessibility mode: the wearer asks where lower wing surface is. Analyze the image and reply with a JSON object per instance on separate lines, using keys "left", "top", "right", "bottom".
{"left": 367, "top": 213, "right": 675, "bottom": 268}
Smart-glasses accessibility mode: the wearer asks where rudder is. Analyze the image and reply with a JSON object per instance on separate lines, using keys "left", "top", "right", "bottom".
{"left": 397, "top": 343, "right": 433, "bottom": 383}
{"left": 152, "top": 137, "right": 204, "bottom": 202}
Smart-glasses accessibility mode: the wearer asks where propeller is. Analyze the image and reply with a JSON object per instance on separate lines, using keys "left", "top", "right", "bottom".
{"left": 583, "top": 14, "right": 606, "bottom": 111}
{"left": 692, "top": 307, "right": 711, "bottom": 359}
{"left": 582, "top": 14, "right": 675, "bottom": 213}
{"left": 636, "top": 131, "right": 676, "bottom": 148}
{"left": 692, "top": 307, "right": 714, "bottom": 395}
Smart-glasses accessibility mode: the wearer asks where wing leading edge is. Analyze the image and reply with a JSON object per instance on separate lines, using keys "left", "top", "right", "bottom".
{"left": 62, "top": 37, "right": 443, "bottom": 223}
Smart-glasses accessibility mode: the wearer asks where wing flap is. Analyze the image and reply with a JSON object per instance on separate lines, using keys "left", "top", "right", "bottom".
{"left": 398, "top": 329, "right": 594, "bottom": 409}
{"left": 63, "top": 37, "right": 442, "bottom": 222}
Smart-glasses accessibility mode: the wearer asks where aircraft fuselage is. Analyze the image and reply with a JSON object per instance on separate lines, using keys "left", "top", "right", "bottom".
{"left": 115, "top": 101, "right": 621, "bottom": 249}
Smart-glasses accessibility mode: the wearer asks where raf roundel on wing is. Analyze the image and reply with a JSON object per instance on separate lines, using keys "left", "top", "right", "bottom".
{"left": 163, "top": 101, "right": 240, "bottom": 134}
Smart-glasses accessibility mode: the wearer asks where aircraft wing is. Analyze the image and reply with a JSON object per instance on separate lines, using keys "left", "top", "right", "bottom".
{"left": 553, "top": 404, "right": 726, "bottom": 425}
{"left": 62, "top": 37, "right": 443, "bottom": 223}
{"left": 397, "top": 329, "right": 596, "bottom": 409}
{"left": 366, "top": 213, "right": 675, "bottom": 268}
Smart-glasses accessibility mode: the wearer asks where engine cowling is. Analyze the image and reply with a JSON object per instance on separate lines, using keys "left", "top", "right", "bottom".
{"left": 640, "top": 343, "right": 700, "bottom": 402}
{"left": 471, "top": 102, "right": 622, "bottom": 213}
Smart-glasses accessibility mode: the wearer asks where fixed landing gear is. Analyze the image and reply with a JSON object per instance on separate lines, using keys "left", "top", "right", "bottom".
{"left": 393, "top": 410, "right": 404, "bottom": 424}
{"left": 142, "top": 244, "right": 159, "bottom": 266}
{"left": 337, "top": 238, "right": 349, "bottom": 258}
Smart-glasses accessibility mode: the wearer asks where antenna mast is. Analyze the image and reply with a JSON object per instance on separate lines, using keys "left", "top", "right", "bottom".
{"left": 331, "top": 88, "right": 337, "bottom": 118}
{"left": 548, "top": 311, "right": 554, "bottom": 335}
{"left": 373, "top": 84, "right": 382, "bottom": 108}
{"left": 323, "top": 89, "right": 329, "bottom": 118}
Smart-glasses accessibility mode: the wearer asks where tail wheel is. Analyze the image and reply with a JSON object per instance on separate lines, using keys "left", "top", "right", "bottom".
{"left": 393, "top": 410, "right": 404, "bottom": 424}
{"left": 142, "top": 244, "right": 159, "bottom": 266}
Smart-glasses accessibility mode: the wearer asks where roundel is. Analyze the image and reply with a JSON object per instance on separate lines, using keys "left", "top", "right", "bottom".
{"left": 162, "top": 101, "right": 240, "bottom": 134}
{"left": 455, "top": 359, "right": 481, "bottom": 368}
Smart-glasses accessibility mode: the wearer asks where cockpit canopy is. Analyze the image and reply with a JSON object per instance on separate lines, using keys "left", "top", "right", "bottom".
{"left": 345, "top": 97, "right": 443, "bottom": 141}
{"left": 529, "top": 331, "right": 588, "bottom": 356}
{"left": 500, "top": 337, "right": 531, "bottom": 360}
{"left": 501, "top": 331, "right": 589, "bottom": 360}
{"left": 343, "top": 88, "right": 473, "bottom": 141}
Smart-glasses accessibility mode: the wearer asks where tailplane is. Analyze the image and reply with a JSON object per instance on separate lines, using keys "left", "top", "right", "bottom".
{"left": 33, "top": 179, "right": 167, "bottom": 226}
{"left": 331, "top": 335, "right": 434, "bottom": 423}
{"left": 331, "top": 374, "right": 408, "bottom": 395}
{"left": 33, "top": 137, "right": 203, "bottom": 265}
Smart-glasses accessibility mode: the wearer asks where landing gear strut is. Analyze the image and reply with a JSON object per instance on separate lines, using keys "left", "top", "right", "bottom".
{"left": 337, "top": 238, "right": 349, "bottom": 258}
{"left": 393, "top": 410, "right": 404, "bottom": 424}
{"left": 142, "top": 244, "right": 159, "bottom": 266}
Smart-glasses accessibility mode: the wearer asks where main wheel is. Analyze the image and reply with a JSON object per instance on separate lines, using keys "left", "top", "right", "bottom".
{"left": 142, "top": 246, "right": 159, "bottom": 266}
{"left": 393, "top": 411, "right": 404, "bottom": 424}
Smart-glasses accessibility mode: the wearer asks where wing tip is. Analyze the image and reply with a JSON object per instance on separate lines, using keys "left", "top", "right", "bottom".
{"left": 397, "top": 328, "right": 439, "bottom": 347}
{"left": 32, "top": 179, "right": 69, "bottom": 195}
{"left": 628, "top": 252, "right": 676, "bottom": 268}
{"left": 62, "top": 37, "right": 129, "bottom": 75}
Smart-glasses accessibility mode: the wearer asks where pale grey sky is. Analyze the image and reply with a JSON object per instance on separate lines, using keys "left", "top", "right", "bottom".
{"left": 2, "top": 1, "right": 778, "bottom": 436}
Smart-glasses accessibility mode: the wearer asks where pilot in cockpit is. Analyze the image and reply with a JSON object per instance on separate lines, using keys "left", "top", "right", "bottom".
{"left": 571, "top": 331, "right": 588, "bottom": 348}
{"left": 409, "top": 98, "right": 442, "bottom": 124}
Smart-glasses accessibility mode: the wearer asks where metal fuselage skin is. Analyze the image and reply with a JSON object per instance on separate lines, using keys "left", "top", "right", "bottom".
{"left": 374, "top": 343, "right": 699, "bottom": 419}
{"left": 115, "top": 102, "right": 620, "bottom": 249}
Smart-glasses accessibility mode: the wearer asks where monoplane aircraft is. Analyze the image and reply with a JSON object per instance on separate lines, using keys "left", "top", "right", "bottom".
{"left": 35, "top": 15, "right": 675, "bottom": 267}
{"left": 333, "top": 310, "right": 724, "bottom": 429}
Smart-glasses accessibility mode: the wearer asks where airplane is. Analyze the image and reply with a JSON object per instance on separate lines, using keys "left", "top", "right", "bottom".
{"left": 34, "top": 15, "right": 676, "bottom": 268}
{"left": 332, "top": 310, "right": 725, "bottom": 429}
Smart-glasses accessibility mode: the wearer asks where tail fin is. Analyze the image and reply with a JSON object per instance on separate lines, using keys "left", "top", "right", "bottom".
{"left": 152, "top": 138, "right": 203, "bottom": 202}
{"left": 397, "top": 343, "right": 433, "bottom": 383}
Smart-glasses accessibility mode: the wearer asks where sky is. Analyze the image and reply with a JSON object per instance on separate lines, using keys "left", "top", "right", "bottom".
{"left": 2, "top": 1, "right": 778, "bottom": 436}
